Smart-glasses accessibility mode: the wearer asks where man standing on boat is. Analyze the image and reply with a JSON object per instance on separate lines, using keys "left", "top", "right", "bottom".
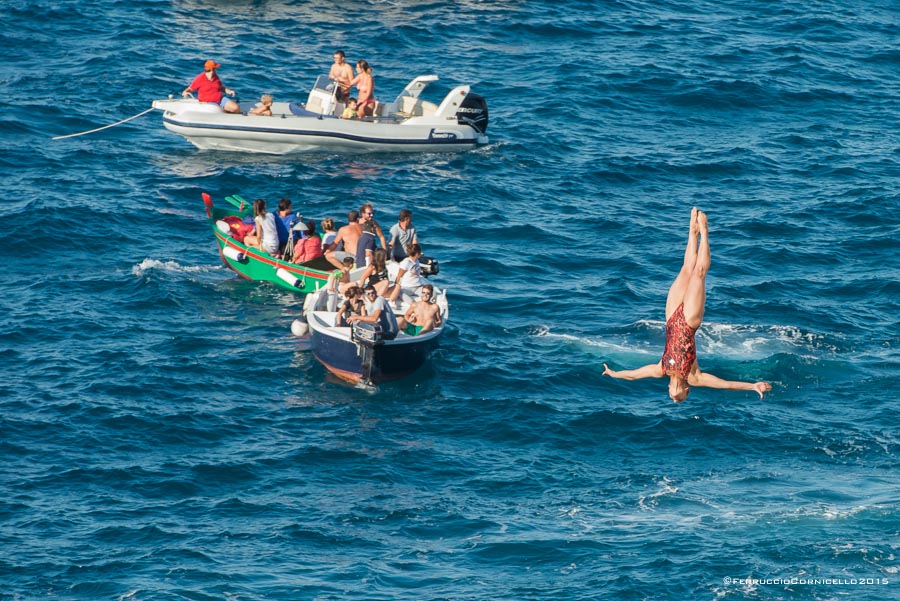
{"left": 182, "top": 59, "right": 240, "bottom": 114}
{"left": 329, "top": 50, "right": 354, "bottom": 102}
{"left": 324, "top": 210, "right": 362, "bottom": 269}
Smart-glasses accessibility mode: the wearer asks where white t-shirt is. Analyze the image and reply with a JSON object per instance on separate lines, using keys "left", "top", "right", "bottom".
{"left": 257, "top": 213, "right": 279, "bottom": 254}
{"left": 398, "top": 257, "right": 426, "bottom": 290}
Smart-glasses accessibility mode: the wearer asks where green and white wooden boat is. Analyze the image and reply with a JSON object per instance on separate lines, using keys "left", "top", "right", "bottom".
{"left": 202, "top": 192, "right": 336, "bottom": 293}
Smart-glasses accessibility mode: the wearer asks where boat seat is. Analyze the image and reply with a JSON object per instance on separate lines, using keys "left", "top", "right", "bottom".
{"left": 306, "top": 96, "right": 323, "bottom": 114}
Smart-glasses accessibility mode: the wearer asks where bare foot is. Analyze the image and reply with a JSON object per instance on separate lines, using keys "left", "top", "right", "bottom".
{"left": 689, "top": 207, "right": 699, "bottom": 237}
{"left": 697, "top": 210, "right": 708, "bottom": 236}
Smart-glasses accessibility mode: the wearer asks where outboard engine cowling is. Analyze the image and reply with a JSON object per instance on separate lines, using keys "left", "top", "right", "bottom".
{"left": 420, "top": 255, "right": 440, "bottom": 277}
{"left": 351, "top": 321, "right": 384, "bottom": 346}
{"left": 456, "top": 93, "right": 488, "bottom": 134}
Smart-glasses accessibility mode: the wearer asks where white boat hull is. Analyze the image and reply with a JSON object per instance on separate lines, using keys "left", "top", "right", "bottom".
{"left": 158, "top": 112, "right": 484, "bottom": 154}
{"left": 152, "top": 75, "right": 488, "bottom": 155}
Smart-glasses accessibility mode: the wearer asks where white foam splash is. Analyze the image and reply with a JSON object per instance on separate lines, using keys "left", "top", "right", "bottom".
{"left": 537, "top": 320, "right": 837, "bottom": 360}
{"left": 131, "top": 258, "right": 221, "bottom": 277}
{"left": 638, "top": 476, "right": 679, "bottom": 511}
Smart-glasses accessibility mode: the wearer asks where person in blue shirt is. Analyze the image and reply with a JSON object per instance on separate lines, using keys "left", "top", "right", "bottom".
{"left": 273, "top": 197, "right": 302, "bottom": 257}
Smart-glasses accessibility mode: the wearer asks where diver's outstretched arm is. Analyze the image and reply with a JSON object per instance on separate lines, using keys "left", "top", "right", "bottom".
{"left": 692, "top": 371, "right": 772, "bottom": 399}
{"left": 603, "top": 362, "right": 664, "bottom": 381}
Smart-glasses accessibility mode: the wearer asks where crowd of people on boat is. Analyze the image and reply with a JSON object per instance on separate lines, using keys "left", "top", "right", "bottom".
{"left": 182, "top": 51, "right": 378, "bottom": 120}
{"left": 229, "top": 197, "right": 437, "bottom": 338}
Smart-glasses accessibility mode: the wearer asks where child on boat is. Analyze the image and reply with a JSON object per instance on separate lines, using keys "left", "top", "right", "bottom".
{"left": 327, "top": 256, "right": 359, "bottom": 295}
{"left": 249, "top": 93, "right": 273, "bottom": 116}
{"left": 342, "top": 98, "right": 358, "bottom": 119}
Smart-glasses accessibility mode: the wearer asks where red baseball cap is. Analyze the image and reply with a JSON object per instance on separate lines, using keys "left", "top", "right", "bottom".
{"left": 204, "top": 59, "right": 221, "bottom": 70}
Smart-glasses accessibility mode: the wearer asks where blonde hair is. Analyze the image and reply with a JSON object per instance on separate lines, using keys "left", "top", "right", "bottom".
{"left": 260, "top": 94, "right": 273, "bottom": 105}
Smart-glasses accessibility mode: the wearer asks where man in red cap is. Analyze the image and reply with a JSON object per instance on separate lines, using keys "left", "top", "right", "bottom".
{"left": 182, "top": 59, "right": 240, "bottom": 113}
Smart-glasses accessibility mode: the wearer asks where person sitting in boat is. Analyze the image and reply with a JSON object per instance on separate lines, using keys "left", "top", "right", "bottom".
{"left": 329, "top": 50, "right": 354, "bottom": 102}
{"left": 182, "top": 59, "right": 240, "bottom": 114}
{"left": 347, "top": 285, "right": 399, "bottom": 340}
{"left": 243, "top": 198, "right": 279, "bottom": 255}
{"left": 388, "top": 243, "right": 428, "bottom": 307}
{"left": 342, "top": 98, "right": 358, "bottom": 119}
{"left": 397, "top": 284, "right": 442, "bottom": 336}
{"left": 335, "top": 286, "right": 365, "bottom": 327}
{"left": 349, "top": 59, "right": 375, "bottom": 119}
{"left": 321, "top": 218, "right": 338, "bottom": 250}
{"left": 274, "top": 197, "right": 302, "bottom": 257}
{"left": 358, "top": 248, "right": 390, "bottom": 296}
{"left": 388, "top": 209, "right": 418, "bottom": 262}
{"left": 249, "top": 93, "right": 273, "bottom": 116}
{"left": 324, "top": 210, "right": 362, "bottom": 269}
{"left": 327, "top": 257, "right": 359, "bottom": 296}
{"left": 293, "top": 220, "right": 324, "bottom": 264}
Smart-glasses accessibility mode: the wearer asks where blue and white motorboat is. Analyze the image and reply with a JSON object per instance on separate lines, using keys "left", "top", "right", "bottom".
{"left": 297, "top": 281, "right": 448, "bottom": 386}
{"left": 151, "top": 75, "right": 488, "bottom": 154}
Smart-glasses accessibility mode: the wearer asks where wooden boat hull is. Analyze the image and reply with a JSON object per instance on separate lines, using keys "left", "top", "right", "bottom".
{"left": 204, "top": 193, "right": 334, "bottom": 293}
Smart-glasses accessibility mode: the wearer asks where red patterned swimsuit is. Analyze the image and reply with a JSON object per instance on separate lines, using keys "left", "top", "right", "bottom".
{"left": 662, "top": 304, "right": 697, "bottom": 378}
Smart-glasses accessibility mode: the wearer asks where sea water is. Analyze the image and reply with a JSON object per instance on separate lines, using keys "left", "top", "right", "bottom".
{"left": 1, "top": 1, "right": 898, "bottom": 599}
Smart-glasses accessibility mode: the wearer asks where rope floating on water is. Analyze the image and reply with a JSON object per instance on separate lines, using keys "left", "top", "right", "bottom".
{"left": 51, "top": 107, "right": 156, "bottom": 140}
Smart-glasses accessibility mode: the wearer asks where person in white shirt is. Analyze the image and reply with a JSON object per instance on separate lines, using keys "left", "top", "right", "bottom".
{"left": 388, "top": 243, "right": 427, "bottom": 306}
{"left": 243, "top": 198, "right": 279, "bottom": 255}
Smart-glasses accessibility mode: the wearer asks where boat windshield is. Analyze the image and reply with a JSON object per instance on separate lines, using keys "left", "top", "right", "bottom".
{"left": 313, "top": 75, "right": 336, "bottom": 94}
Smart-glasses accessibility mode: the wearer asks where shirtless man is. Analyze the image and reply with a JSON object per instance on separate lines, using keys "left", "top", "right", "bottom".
{"left": 328, "top": 50, "right": 354, "bottom": 102}
{"left": 602, "top": 208, "right": 772, "bottom": 402}
{"left": 397, "top": 284, "right": 442, "bottom": 336}
{"left": 324, "top": 210, "right": 362, "bottom": 269}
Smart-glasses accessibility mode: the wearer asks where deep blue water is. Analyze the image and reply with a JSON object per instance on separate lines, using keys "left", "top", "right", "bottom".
{"left": 2, "top": 1, "right": 899, "bottom": 599}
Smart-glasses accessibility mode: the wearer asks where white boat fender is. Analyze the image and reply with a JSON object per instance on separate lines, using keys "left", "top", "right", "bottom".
{"left": 302, "top": 292, "right": 316, "bottom": 314}
{"left": 276, "top": 267, "right": 303, "bottom": 288}
{"left": 291, "top": 317, "right": 309, "bottom": 337}
{"left": 215, "top": 220, "right": 231, "bottom": 235}
{"left": 222, "top": 246, "right": 246, "bottom": 262}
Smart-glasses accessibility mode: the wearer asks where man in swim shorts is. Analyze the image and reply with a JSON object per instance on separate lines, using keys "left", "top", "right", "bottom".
{"left": 602, "top": 208, "right": 772, "bottom": 402}
{"left": 398, "top": 284, "right": 442, "bottom": 336}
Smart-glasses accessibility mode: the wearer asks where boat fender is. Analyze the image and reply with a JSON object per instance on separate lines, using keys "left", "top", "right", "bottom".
{"left": 291, "top": 317, "right": 309, "bottom": 337}
{"left": 276, "top": 267, "right": 303, "bottom": 288}
{"left": 302, "top": 292, "right": 316, "bottom": 314}
{"left": 222, "top": 246, "right": 247, "bottom": 262}
{"left": 216, "top": 220, "right": 231, "bottom": 235}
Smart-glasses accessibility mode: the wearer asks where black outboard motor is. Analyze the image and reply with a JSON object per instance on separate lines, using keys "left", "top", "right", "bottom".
{"left": 456, "top": 93, "right": 488, "bottom": 134}
{"left": 352, "top": 321, "right": 383, "bottom": 385}
{"left": 420, "top": 256, "right": 440, "bottom": 277}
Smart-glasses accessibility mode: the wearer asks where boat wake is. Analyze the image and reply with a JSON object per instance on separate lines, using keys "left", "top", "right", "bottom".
{"left": 131, "top": 258, "right": 223, "bottom": 278}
